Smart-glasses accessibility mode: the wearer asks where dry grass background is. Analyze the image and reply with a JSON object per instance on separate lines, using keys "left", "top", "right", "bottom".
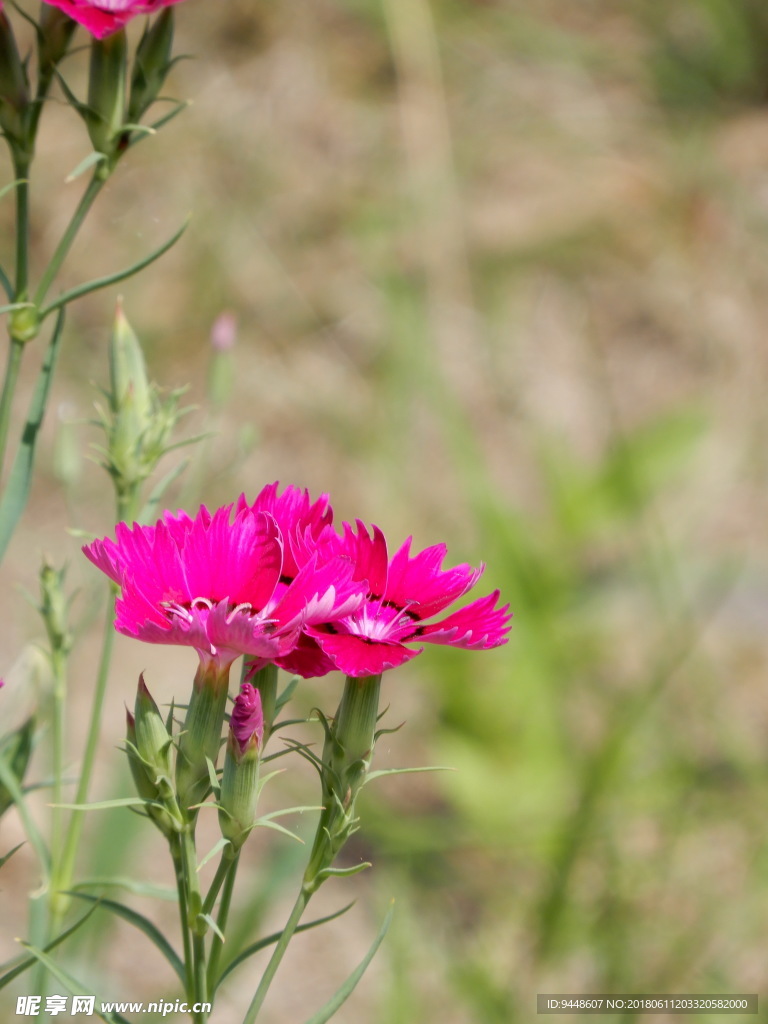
{"left": 3, "top": 1, "right": 768, "bottom": 1021}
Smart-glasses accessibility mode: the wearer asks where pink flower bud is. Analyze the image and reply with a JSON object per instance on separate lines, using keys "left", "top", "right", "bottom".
{"left": 230, "top": 683, "right": 264, "bottom": 758}
{"left": 210, "top": 311, "right": 237, "bottom": 352}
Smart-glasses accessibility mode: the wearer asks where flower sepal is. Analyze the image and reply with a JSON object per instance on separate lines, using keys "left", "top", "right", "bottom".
{"left": 125, "top": 704, "right": 180, "bottom": 837}
{"left": 175, "top": 660, "right": 231, "bottom": 818}
{"left": 128, "top": 9, "right": 176, "bottom": 123}
{"left": 302, "top": 674, "right": 381, "bottom": 895}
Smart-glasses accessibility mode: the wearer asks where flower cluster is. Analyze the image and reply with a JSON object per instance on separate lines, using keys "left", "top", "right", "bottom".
{"left": 83, "top": 482, "right": 511, "bottom": 679}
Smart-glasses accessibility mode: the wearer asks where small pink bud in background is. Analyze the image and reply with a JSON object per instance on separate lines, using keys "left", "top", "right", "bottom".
{"left": 230, "top": 682, "right": 264, "bottom": 759}
{"left": 210, "top": 311, "right": 237, "bottom": 352}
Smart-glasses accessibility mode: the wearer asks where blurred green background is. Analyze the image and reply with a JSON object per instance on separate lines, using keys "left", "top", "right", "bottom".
{"left": 3, "top": 0, "right": 768, "bottom": 1021}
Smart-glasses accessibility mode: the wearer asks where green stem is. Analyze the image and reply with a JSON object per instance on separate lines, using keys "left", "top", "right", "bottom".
{"left": 49, "top": 648, "right": 67, "bottom": 870}
{"left": 178, "top": 826, "right": 208, "bottom": 1023}
{"left": 206, "top": 850, "right": 240, "bottom": 994}
{"left": 33, "top": 173, "right": 105, "bottom": 309}
{"left": 170, "top": 836, "right": 194, "bottom": 1002}
{"left": 52, "top": 590, "right": 116, "bottom": 917}
{"left": 0, "top": 336, "right": 24, "bottom": 475}
{"left": 13, "top": 154, "right": 30, "bottom": 299}
{"left": 241, "top": 887, "right": 311, "bottom": 1024}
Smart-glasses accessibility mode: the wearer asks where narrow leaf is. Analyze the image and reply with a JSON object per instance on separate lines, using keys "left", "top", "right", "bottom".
{"left": 197, "top": 836, "right": 231, "bottom": 872}
{"left": 40, "top": 221, "right": 189, "bottom": 318}
{"left": 52, "top": 796, "right": 156, "bottom": 811}
{"left": 0, "top": 907, "right": 98, "bottom": 990}
{"left": 65, "top": 151, "right": 106, "bottom": 183}
{"left": 64, "top": 892, "right": 184, "bottom": 983}
{"left": 274, "top": 676, "right": 300, "bottom": 714}
{"left": 217, "top": 902, "right": 355, "bottom": 988}
{"left": 0, "top": 758, "right": 50, "bottom": 873}
{"left": 0, "top": 263, "right": 12, "bottom": 301}
{"left": 197, "top": 912, "right": 224, "bottom": 942}
{"left": 302, "top": 901, "right": 395, "bottom": 1024}
{"left": 315, "top": 862, "right": 371, "bottom": 883}
{"left": 0, "top": 841, "right": 24, "bottom": 868}
{"left": 0, "top": 309, "right": 66, "bottom": 563}
{"left": 18, "top": 941, "right": 133, "bottom": 1023}
{"left": 364, "top": 766, "right": 455, "bottom": 784}
{"left": 71, "top": 877, "right": 177, "bottom": 901}
{"left": 139, "top": 457, "right": 190, "bottom": 524}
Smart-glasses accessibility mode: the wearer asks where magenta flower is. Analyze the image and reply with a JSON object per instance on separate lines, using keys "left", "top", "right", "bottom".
{"left": 229, "top": 682, "right": 264, "bottom": 757}
{"left": 41, "top": 0, "right": 184, "bottom": 39}
{"left": 305, "top": 521, "right": 512, "bottom": 677}
{"left": 241, "top": 482, "right": 333, "bottom": 583}
{"left": 83, "top": 500, "right": 365, "bottom": 674}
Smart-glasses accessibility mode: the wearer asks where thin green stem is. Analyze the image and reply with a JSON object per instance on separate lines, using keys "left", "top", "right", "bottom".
{"left": 178, "top": 826, "right": 208, "bottom": 1023}
{"left": 206, "top": 850, "right": 240, "bottom": 994}
{"left": 33, "top": 173, "right": 105, "bottom": 309}
{"left": 49, "top": 648, "right": 67, "bottom": 871}
{"left": 13, "top": 154, "right": 30, "bottom": 299}
{"left": 170, "top": 836, "right": 194, "bottom": 1002}
{"left": 0, "top": 336, "right": 24, "bottom": 476}
{"left": 241, "top": 887, "right": 311, "bottom": 1024}
{"left": 52, "top": 590, "right": 116, "bottom": 916}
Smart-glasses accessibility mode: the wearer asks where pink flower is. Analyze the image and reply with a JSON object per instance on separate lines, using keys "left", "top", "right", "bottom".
{"left": 305, "top": 522, "right": 512, "bottom": 677}
{"left": 241, "top": 482, "right": 334, "bottom": 583}
{"left": 41, "top": 0, "right": 184, "bottom": 39}
{"left": 83, "top": 500, "right": 365, "bottom": 674}
{"left": 229, "top": 682, "right": 263, "bottom": 756}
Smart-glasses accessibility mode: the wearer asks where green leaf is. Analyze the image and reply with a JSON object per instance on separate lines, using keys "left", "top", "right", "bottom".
{"left": 216, "top": 902, "right": 356, "bottom": 989}
{"left": 65, "top": 150, "right": 107, "bottom": 184}
{"left": 39, "top": 220, "right": 189, "bottom": 319}
{"left": 197, "top": 836, "right": 231, "bottom": 872}
{"left": 53, "top": 796, "right": 157, "bottom": 811}
{"left": 364, "top": 765, "right": 455, "bottom": 784}
{"left": 302, "top": 901, "right": 395, "bottom": 1024}
{"left": 274, "top": 675, "right": 301, "bottom": 714}
{"left": 71, "top": 877, "right": 177, "bottom": 901}
{"left": 0, "top": 907, "right": 98, "bottom": 990}
{"left": 64, "top": 892, "right": 185, "bottom": 983}
{"left": 18, "top": 941, "right": 132, "bottom": 1024}
{"left": 197, "top": 912, "right": 224, "bottom": 942}
{"left": 315, "top": 862, "right": 372, "bottom": 883}
{"left": 139, "top": 457, "right": 190, "bottom": 524}
{"left": 0, "top": 309, "right": 65, "bottom": 564}
{"left": 0, "top": 841, "right": 24, "bottom": 868}
{"left": 0, "top": 757, "right": 50, "bottom": 873}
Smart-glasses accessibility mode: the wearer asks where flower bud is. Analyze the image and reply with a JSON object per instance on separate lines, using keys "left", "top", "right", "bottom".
{"left": 125, "top": 702, "right": 178, "bottom": 837}
{"left": 86, "top": 30, "right": 127, "bottom": 169}
{"left": 0, "top": 10, "right": 30, "bottom": 153}
{"left": 218, "top": 684, "right": 263, "bottom": 850}
{"left": 128, "top": 9, "right": 175, "bottom": 123}
{"left": 133, "top": 674, "right": 173, "bottom": 786}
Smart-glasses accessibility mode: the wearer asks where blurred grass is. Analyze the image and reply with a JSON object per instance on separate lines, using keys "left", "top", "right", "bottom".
{"left": 3, "top": 0, "right": 768, "bottom": 1022}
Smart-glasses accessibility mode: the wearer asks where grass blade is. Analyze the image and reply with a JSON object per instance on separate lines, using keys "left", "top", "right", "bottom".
{"left": 302, "top": 901, "right": 394, "bottom": 1024}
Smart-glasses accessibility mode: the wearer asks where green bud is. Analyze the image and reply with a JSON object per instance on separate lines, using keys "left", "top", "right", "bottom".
{"left": 218, "top": 739, "right": 260, "bottom": 851}
{"left": 134, "top": 674, "right": 173, "bottom": 786}
{"left": 125, "top": 704, "right": 178, "bottom": 837}
{"left": 128, "top": 9, "right": 175, "bottom": 123}
{"left": 87, "top": 30, "right": 127, "bottom": 168}
{"left": 0, "top": 717, "right": 34, "bottom": 819}
{"left": 39, "top": 561, "right": 72, "bottom": 657}
{"left": 303, "top": 674, "right": 381, "bottom": 894}
{"left": 0, "top": 10, "right": 30, "bottom": 152}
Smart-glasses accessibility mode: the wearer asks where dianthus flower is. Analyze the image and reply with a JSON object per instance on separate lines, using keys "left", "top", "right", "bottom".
{"left": 41, "top": 0, "right": 184, "bottom": 39}
{"left": 83, "top": 500, "right": 364, "bottom": 676}
{"left": 301, "top": 521, "right": 511, "bottom": 677}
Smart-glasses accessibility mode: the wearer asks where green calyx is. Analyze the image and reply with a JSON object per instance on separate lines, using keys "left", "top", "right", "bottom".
{"left": 0, "top": 10, "right": 31, "bottom": 152}
{"left": 218, "top": 739, "right": 260, "bottom": 851}
{"left": 128, "top": 9, "right": 175, "bottom": 123}
{"left": 86, "top": 30, "right": 127, "bottom": 168}
{"left": 303, "top": 674, "right": 382, "bottom": 894}
{"left": 175, "top": 661, "right": 231, "bottom": 817}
